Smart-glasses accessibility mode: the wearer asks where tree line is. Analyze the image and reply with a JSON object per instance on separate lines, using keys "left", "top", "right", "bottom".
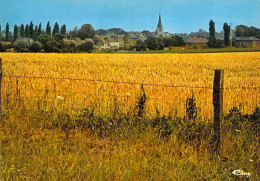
{"left": 0, "top": 21, "right": 95, "bottom": 53}
{"left": 0, "top": 21, "right": 66, "bottom": 42}
{"left": 134, "top": 36, "right": 185, "bottom": 51}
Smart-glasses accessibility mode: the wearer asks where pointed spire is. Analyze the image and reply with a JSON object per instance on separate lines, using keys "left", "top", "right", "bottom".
{"left": 157, "top": 14, "right": 162, "bottom": 28}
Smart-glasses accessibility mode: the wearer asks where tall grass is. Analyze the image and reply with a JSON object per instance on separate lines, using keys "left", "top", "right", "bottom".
{"left": 1, "top": 92, "right": 259, "bottom": 180}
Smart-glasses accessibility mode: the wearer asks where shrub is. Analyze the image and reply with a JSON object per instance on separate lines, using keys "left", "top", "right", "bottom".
{"left": 38, "top": 34, "right": 53, "bottom": 44}
{"left": 53, "top": 33, "right": 64, "bottom": 42}
{"left": 76, "top": 42, "right": 94, "bottom": 53}
{"left": 134, "top": 84, "right": 147, "bottom": 118}
{"left": 158, "top": 38, "right": 165, "bottom": 50}
{"left": 43, "top": 40, "right": 59, "bottom": 52}
{"left": 185, "top": 95, "right": 200, "bottom": 121}
{"left": 29, "top": 41, "right": 41, "bottom": 52}
{"left": 14, "top": 41, "right": 27, "bottom": 52}
{"left": 146, "top": 37, "right": 159, "bottom": 50}
{"left": 215, "top": 39, "right": 225, "bottom": 48}
{"left": 135, "top": 40, "right": 147, "bottom": 51}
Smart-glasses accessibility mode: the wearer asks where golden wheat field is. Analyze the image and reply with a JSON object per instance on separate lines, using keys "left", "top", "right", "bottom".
{"left": 1, "top": 52, "right": 260, "bottom": 180}
{"left": 1, "top": 52, "right": 259, "bottom": 117}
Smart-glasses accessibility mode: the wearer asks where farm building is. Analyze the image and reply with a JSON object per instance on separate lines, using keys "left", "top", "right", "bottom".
{"left": 184, "top": 37, "right": 208, "bottom": 49}
{"left": 123, "top": 33, "right": 147, "bottom": 47}
{"left": 14, "top": 37, "right": 34, "bottom": 46}
{"left": 235, "top": 37, "right": 260, "bottom": 48}
{"left": 123, "top": 33, "right": 139, "bottom": 46}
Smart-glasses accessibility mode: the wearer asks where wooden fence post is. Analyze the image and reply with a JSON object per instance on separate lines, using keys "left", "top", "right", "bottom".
{"left": 213, "top": 69, "right": 224, "bottom": 154}
{"left": 0, "top": 58, "right": 2, "bottom": 122}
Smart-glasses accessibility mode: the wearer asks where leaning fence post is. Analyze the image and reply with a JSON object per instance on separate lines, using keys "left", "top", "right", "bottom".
{"left": 0, "top": 58, "right": 2, "bottom": 122}
{"left": 213, "top": 69, "right": 224, "bottom": 154}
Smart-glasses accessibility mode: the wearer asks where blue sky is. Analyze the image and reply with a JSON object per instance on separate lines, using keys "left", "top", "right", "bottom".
{"left": 1, "top": 0, "right": 260, "bottom": 33}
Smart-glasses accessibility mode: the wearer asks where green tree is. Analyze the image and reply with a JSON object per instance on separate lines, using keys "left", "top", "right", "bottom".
{"left": 53, "top": 33, "right": 64, "bottom": 41}
{"left": 34, "top": 25, "right": 38, "bottom": 40}
{"left": 174, "top": 35, "right": 185, "bottom": 46}
{"left": 38, "top": 23, "right": 42, "bottom": 36}
{"left": 158, "top": 38, "right": 165, "bottom": 50}
{"left": 68, "top": 42, "right": 75, "bottom": 52}
{"left": 38, "top": 34, "right": 53, "bottom": 44}
{"left": 29, "top": 21, "right": 34, "bottom": 38}
{"left": 78, "top": 24, "right": 95, "bottom": 40}
{"left": 5, "top": 23, "right": 9, "bottom": 41}
{"left": 0, "top": 25, "right": 1, "bottom": 39}
{"left": 60, "top": 24, "right": 66, "bottom": 35}
{"left": 223, "top": 23, "right": 230, "bottom": 47}
{"left": 20, "top": 24, "right": 24, "bottom": 37}
{"left": 208, "top": 20, "right": 216, "bottom": 48}
{"left": 25, "top": 24, "right": 30, "bottom": 37}
{"left": 44, "top": 40, "right": 59, "bottom": 52}
{"left": 235, "top": 25, "right": 260, "bottom": 39}
{"left": 76, "top": 41, "right": 94, "bottom": 52}
{"left": 135, "top": 40, "right": 147, "bottom": 51}
{"left": 52, "top": 22, "right": 59, "bottom": 35}
{"left": 46, "top": 21, "right": 51, "bottom": 36}
{"left": 14, "top": 24, "right": 18, "bottom": 42}
{"left": 29, "top": 41, "right": 42, "bottom": 52}
{"left": 146, "top": 37, "right": 159, "bottom": 50}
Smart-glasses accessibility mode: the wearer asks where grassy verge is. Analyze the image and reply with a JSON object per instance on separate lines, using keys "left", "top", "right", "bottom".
{"left": 96, "top": 47, "right": 260, "bottom": 54}
{"left": 1, "top": 94, "right": 259, "bottom": 180}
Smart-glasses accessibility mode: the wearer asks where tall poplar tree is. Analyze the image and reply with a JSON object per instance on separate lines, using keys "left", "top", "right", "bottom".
{"left": 29, "top": 21, "right": 34, "bottom": 37}
{"left": 5, "top": 23, "right": 9, "bottom": 41}
{"left": 25, "top": 24, "right": 30, "bottom": 37}
{"left": 46, "top": 21, "right": 51, "bottom": 36}
{"left": 223, "top": 23, "right": 230, "bottom": 47}
{"left": 20, "top": 24, "right": 25, "bottom": 37}
{"left": 208, "top": 20, "right": 216, "bottom": 48}
{"left": 60, "top": 24, "right": 66, "bottom": 35}
{"left": 52, "top": 22, "right": 59, "bottom": 35}
{"left": 38, "top": 23, "right": 42, "bottom": 36}
{"left": 34, "top": 25, "right": 38, "bottom": 40}
{"left": 14, "top": 24, "right": 18, "bottom": 41}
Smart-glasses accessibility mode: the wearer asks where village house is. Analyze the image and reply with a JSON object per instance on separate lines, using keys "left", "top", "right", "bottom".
{"left": 95, "top": 35, "right": 110, "bottom": 50}
{"left": 107, "top": 38, "right": 120, "bottom": 49}
{"left": 123, "top": 33, "right": 147, "bottom": 47}
{"left": 184, "top": 37, "right": 208, "bottom": 49}
{"left": 14, "top": 37, "right": 34, "bottom": 46}
{"left": 123, "top": 33, "right": 138, "bottom": 46}
{"left": 235, "top": 37, "right": 260, "bottom": 48}
{"left": 114, "top": 35, "right": 124, "bottom": 48}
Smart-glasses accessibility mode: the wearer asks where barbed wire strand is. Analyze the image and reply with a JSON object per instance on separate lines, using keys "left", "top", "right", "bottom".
{"left": 3, "top": 75, "right": 260, "bottom": 89}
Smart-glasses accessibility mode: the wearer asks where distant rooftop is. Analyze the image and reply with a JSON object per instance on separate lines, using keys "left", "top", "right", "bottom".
{"left": 127, "top": 33, "right": 138, "bottom": 39}
{"left": 235, "top": 37, "right": 260, "bottom": 41}
{"left": 185, "top": 37, "right": 208, "bottom": 44}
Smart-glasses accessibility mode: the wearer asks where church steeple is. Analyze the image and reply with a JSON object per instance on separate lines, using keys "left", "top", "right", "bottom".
{"left": 155, "top": 14, "right": 163, "bottom": 37}
{"left": 157, "top": 14, "right": 162, "bottom": 28}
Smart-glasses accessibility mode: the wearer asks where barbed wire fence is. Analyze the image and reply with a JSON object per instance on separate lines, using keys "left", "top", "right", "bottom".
{"left": 2, "top": 74, "right": 259, "bottom": 116}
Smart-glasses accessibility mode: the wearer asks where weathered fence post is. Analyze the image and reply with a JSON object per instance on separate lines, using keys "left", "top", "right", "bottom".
{"left": 213, "top": 69, "right": 224, "bottom": 154}
{"left": 0, "top": 58, "right": 2, "bottom": 122}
